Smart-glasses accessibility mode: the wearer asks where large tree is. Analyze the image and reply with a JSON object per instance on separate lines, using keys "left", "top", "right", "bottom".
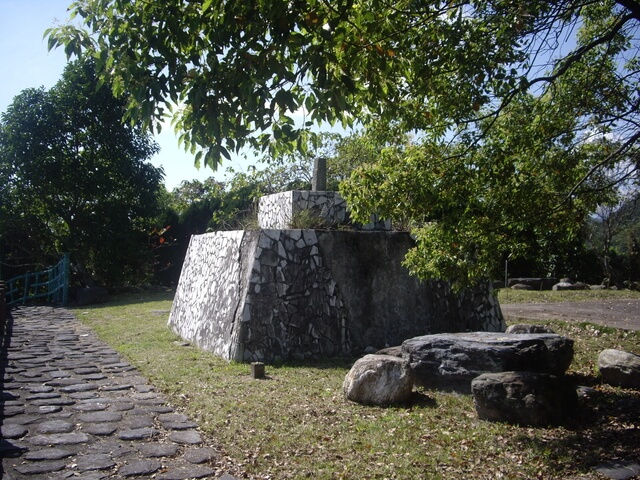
{"left": 0, "top": 59, "right": 163, "bottom": 286}
{"left": 47, "top": 0, "right": 639, "bottom": 284}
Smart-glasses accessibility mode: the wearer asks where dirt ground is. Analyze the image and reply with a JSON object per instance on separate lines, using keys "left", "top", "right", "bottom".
{"left": 500, "top": 299, "right": 640, "bottom": 331}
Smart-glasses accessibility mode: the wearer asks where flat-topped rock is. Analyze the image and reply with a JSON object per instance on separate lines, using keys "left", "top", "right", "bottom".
{"left": 402, "top": 332, "right": 573, "bottom": 393}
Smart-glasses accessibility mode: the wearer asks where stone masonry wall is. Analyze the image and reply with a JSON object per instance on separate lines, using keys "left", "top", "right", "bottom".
{"left": 258, "top": 191, "right": 390, "bottom": 230}
{"left": 169, "top": 230, "right": 505, "bottom": 362}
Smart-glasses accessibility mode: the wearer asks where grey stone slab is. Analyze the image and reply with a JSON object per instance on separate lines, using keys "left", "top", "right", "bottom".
{"left": 118, "top": 459, "right": 162, "bottom": 477}
{"left": 118, "top": 427, "right": 159, "bottom": 440}
{"left": 79, "top": 373, "right": 107, "bottom": 381}
{"left": 25, "top": 392, "right": 62, "bottom": 400}
{"left": 158, "top": 413, "right": 189, "bottom": 423}
{"left": 110, "top": 402, "right": 135, "bottom": 411}
{"left": 135, "top": 398, "right": 166, "bottom": 406}
{"left": 3, "top": 414, "right": 42, "bottom": 425}
{"left": 138, "top": 442, "right": 180, "bottom": 458}
{"left": 102, "top": 362, "right": 131, "bottom": 369}
{"left": 87, "top": 441, "right": 135, "bottom": 457}
{"left": 76, "top": 453, "right": 117, "bottom": 471}
{"left": 163, "top": 421, "right": 199, "bottom": 430}
{"left": 80, "top": 397, "right": 116, "bottom": 405}
{"left": 46, "top": 377, "right": 82, "bottom": 386}
{"left": 183, "top": 447, "right": 219, "bottom": 464}
{"left": 128, "top": 415, "right": 155, "bottom": 429}
{"left": 49, "top": 370, "right": 72, "bottom": 378}
{"left": 35, "top": 420, "right": 75, "bottom": 434}
{"left": 82, "top": 423, "right": 118, "bottom": 436}
{"left": 144, "top": 405, "right": 174, "bottom": 413}
{"left": 24, "top": 448, "right": 75, "bottom": 461}
{"left": 1, "top": 424, "right": 28, "bottom": 439}
{"left": 75, "top": 366, "right": 101, "bottom": 374}
{"left": 2, "top": 405, "right": 25, "bottom": 416}
{"left": 13, "top": 460, "right": 67, "bottom": 475}
{"left": 133, "top": 392, "right": 164, "bottom": 401}
{"left": 74, "top": 402, "right": 109, "bottom": 412}
{"left": 156, "top": 465, "right": 216, "bottom": 480}
{"left": 101, "top": 383, "right": 132, "bottom": 391}
{"left": 168, "top": 430, "right": 203, "bottom": 445}
{"left": 70, "top": 391, "right": 99, "bottom": 399}
{"left": 77, "top": 411, "right": 123, "bottom": 423}
{"left": 28, "top": 385, "right": 55, "bottom": 393}
{"left": 218, "top": 474, "right": 238, "bottom": 480}
{"left": 36, "top": 405, "right": 63, "bottom": 414}
{"left": 69, "top": 473, "right": 109, "bottom": 480}
{"left": 134, "top": 384, "right": 155, "bottom": 393}
{"left": 29, "top": 432, "right": 90, "bottom": 445}
{"left": 60, "top": 383, "right": 100, "bottom": 393}
{"left": 31, "top": 397, "right": 76, "bottom": 406}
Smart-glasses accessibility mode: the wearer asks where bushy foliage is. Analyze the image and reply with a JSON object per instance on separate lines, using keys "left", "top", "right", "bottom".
{"left": 0, "top": 59, "right": 163, "bottom": 287}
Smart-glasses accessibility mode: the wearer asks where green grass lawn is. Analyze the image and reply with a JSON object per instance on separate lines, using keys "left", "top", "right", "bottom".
{"left": 498, "top": 287, "right": 640, "bottom": 304}
{"left": 73, "top": 291, "right": 640, "bottom": 480}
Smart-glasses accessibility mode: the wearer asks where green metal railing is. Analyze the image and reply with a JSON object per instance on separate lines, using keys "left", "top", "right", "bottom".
{"left": 5, "top": 254, "right": 70, "bottom": 307}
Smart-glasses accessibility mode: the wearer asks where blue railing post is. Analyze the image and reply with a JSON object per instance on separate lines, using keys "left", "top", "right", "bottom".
{"left": 62, "top": 253, "right": 70, "bottom": 306}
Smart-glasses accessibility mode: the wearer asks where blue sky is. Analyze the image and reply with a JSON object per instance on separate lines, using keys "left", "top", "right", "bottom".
{"left": 0, "top": 0, "right": 253, "bottom": 190}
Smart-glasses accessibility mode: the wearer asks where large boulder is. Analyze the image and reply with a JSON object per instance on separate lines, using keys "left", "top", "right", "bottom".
{"left": 402, "top": 332, "right": 573, "bottom": 393}
{"left": 471, "top": 371, "right": 578, "bottom": 426}
{"left": 343, "top": 354, "right": 414, "bottom": 406}
{"left": 598, "top": 349, "right": 640, "bottom": 389}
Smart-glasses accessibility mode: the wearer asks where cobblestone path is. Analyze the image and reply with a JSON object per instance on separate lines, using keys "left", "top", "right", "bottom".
{"left": 1, "top": 306, "right": 238, "bottom": 479}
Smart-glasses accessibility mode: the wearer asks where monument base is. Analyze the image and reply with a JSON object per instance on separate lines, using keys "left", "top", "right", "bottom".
{"left": 168, "top": 229, "right": 505, "bottom": 362}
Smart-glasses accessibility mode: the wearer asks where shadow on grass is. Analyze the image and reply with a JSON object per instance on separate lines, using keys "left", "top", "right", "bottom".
{"left": 68, "top": 289, "right": 175, "bottom": 311}
{"left": 512, "top": 387, "right": 640, "bottom": 473}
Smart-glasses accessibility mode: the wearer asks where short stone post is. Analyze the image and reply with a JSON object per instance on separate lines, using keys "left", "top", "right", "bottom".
{"left": 251, "top": 362, "right": 265, "bottom": 379}
{"left": 312, "top": 157, "right": 327, "bottom": 191}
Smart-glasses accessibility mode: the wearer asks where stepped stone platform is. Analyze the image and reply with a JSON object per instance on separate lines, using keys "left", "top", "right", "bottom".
{"left": 0, "top": 306, "right": 239, "bottom": 479}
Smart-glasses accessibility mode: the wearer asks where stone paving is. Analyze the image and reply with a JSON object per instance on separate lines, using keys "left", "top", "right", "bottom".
{"left": 1, "top": 306, "right": 239, "bottom": 479}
